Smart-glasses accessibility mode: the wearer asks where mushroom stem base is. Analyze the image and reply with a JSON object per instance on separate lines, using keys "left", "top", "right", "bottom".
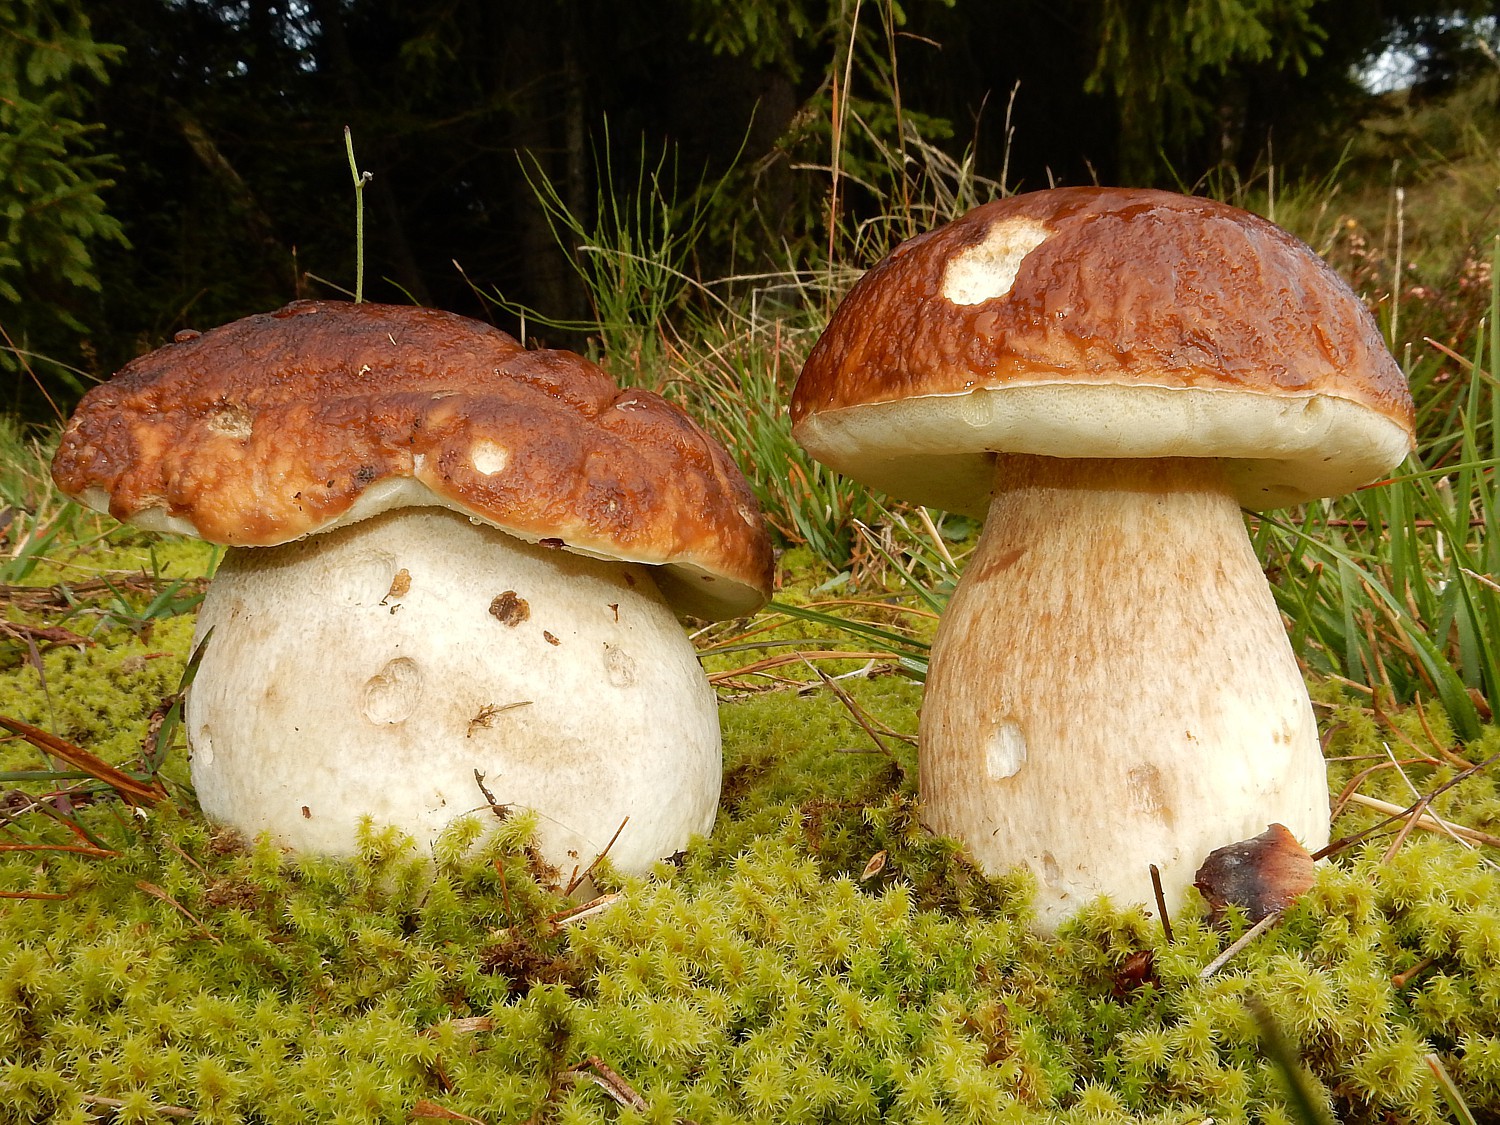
{"left": 919, "top": 455, "right": 1328, "bottom": 931}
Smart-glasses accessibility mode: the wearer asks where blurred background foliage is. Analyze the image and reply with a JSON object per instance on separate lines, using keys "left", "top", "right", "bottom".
{"left": 6, "top": 0, "right": 1500, "bottom": 419}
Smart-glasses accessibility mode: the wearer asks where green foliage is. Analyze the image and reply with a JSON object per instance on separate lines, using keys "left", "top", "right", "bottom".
{"left": 1085, "top": 0, "right": 1325, "bottom": 180}
{"left": 502, "top": 129, "right": 733, "bottom": 381}
{"left": 686, "top": 0, "right": 965, "bottom": 272}
{"left": 0, "top": 0, "right": 125, "bottom": 313}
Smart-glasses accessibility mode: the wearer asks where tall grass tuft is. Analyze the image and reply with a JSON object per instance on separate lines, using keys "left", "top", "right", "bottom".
{"left": 500, "top": 128, "right": 736, "bottom": 383}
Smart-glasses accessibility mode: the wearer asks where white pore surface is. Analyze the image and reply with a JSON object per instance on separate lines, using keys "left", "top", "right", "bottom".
{"left": 186, "top": 508, "right": 721, "bottom": 877}
{"left": 793, "top": 383, "right": 1415, "bottom": 515}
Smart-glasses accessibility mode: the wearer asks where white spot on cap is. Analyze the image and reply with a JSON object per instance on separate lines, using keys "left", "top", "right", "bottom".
{"left": 942, "top": 218, "right": 1052, "bottom": 305}
{"left": 470, "top": 439, "right": 510, "bottom": 476}
{"left": 985, "top": 719, "right": 1027, "bottom": 779}
{"left": 206, "top": 403, "right": 253, "bottom": 440}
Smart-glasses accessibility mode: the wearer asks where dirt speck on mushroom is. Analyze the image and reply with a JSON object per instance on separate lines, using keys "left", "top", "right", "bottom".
{"left": 489, "top": 591, "right": 530, "bottom": 626}
{"left": 382, "top": 567, "right": 412, "bottom": 604}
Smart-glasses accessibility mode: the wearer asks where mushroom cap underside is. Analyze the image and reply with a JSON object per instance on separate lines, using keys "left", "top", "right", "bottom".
{"left": 52, "top": 300, "right": 774, "bottom": 620}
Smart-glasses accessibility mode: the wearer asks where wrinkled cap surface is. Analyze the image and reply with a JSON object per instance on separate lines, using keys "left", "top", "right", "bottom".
{"left": 791, "top": 187, "right": 1417, "bottom": 512}
{"left": 53, "top": 300, "right": 774, "bottom": 619}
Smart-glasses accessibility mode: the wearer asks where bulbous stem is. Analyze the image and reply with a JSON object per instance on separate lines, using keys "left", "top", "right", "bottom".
{"left": 187, "top": 508, "right": 721, "bottom": 878}
{"left": 919, "top": 454, "right": 1328, "bottom": 931}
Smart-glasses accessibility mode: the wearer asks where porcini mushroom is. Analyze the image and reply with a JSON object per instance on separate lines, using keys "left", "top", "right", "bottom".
{"left": 790, "top": 187, "right": 1415, "bottom": 929}
{"left": 53, "top": 300, "right": 773, "bottom": 877}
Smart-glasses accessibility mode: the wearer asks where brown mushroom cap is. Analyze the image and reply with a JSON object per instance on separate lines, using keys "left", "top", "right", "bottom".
{"left": 52, "top": 300, "right": 773, "bottom": 620}
{"left": 791, "top": 187, "right": 1417, "bottom": 514}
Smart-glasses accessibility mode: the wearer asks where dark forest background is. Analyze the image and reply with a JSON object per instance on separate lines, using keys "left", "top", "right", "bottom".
{"left": 6, "top": 0, "right": 1500, "bottom": 418}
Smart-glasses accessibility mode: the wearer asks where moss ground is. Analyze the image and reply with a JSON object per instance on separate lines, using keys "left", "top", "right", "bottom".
{"left": 3, "top": 536, "right": 1500, "bottom": 1124}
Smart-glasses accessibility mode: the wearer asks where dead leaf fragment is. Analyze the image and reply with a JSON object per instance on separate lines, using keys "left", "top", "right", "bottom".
{"left": 1194, "top": 822, "right": 1314, "bottom": 924}
{"left": 382, "top": 568, "right": 412, "bottom": 604}
{"left": 411, "top": 1099, "right": 486, "bottom": 1123}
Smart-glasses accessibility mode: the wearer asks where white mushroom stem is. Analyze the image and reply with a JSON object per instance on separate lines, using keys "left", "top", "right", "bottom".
{"left": 919, "top": 454, "right": 1329, "bottom": 931}
{"left": 186, "top": 508, "right": 720, "bottom": 880}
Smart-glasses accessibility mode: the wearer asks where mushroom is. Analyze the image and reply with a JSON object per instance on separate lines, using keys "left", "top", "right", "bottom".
{"left": 790, "top": 187, "right": 1415, "bottom": 929}
{"left": 53, "top": 300, "right": 773, "bottom": 877}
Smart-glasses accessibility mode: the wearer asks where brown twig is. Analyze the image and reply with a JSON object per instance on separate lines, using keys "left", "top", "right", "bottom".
{"left": 411, "top": 1099, "right": 487, "bottom": 1123}
{"left": 546, "top": 892, "right": 622, "bottom": 931}
{"left": 565, "top": 1056, "right": 648, "bottom": 1112}
{"left": 0, "top": 715, "right": 165, "bottom": 807}
{"left": 473, "top": 771, "right": 509, "bottom": 821}
{"left": 136, "top": 880, "right": 221, "bottom": 945}
{"left": 77, "top": 1093, "right": 195, "bottom": 1119}
{"left": 707, "top": 650, "right": 897, "bottom": 685}
{"left": 1345, "top": 792, "right": 1500, "bottom": 848}
{"left": 0, "top": 575, "right": 209, "bottom": 613}
{"left": 423, "top": 1016, "right": 496, "bottom": 1038}
{"left": 1393, "top": 955, "right": 1440, "bottom": 990}
{"left": 1316, "top": 749, "right": 1500, "bottom": 860}
{"left": 492, "top": 858, "right": 515, "bottom": 927}
{"left": 564, "top": 818, "right": 629, "bottom": 896}
{"left": 807, "top": 659, "right": 896, "bottom": 759}
{"left": 0, "top": 620, "right": 92, "bottom": 649}
{"left": 1329, "top": 758, "right": 1438, "bottom": 821}
{"left": 1199, "top": 910, "right": 1283, "bottom": 979}
{"left": 1150, "top": 864, "right": 1174, "bottom": 944}
{"left": 0, "top": 841, "right": 118, "bottom": 858}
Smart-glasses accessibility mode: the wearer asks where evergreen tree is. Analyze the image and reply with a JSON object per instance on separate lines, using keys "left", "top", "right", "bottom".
{"left": 0, "top": 0, "right": 124, "bottom": 405}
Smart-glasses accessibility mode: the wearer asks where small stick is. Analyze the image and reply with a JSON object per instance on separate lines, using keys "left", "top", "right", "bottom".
{"left": 473, "top": 771, "right": 509, "bottom": 821}
{"left": 1315, "top": 749, "right": 1500, "bottom": 860}
{"left": 424, "top": 1016, "right": 496, "bottom": 1037}
{"left": 1345, "top": 793, "right": 1500, "bottom": 849}
{"left": 0, "top": 842, "right": 118, "bottom": 858}
{"left": 1199, "top": 911, "right": 1282, "bottom": 980}
{"left": 1381, "top": 793, "right": 1431, "bottom": 863}
{"left": 547, "top": 892, "right": 622, "bottom": 930}
{"left": 136, "top": 880, "right": 221, "bottom": 945}
{"left": 1149, "top": 864, "right": 1174, "bottom": 944}
{"left": 566, "top": 1056, "right": 648, "bottom": 1111}
{"left": 78, "top": 1094, "right": 194, "bottom": 1119}
{"left": 492, "top": 858, "right": 514, "bottom": 927}
{"left": 805, "top": 658, "right": 896, "bottom": 760}
{"left": 411, "top": 1099, "right": 487, "bottom": 1124}
{"left": 0, "top": 714, "right": 163, "bottom": 807}
{"left": 1393, "top": 955, "right": 1439, "bottom": 989}
{"left": 564, "top": 818, "right": 629, "bottom": 897}
{"left": 915, "top": 505, "right": 958, "bottom": 570}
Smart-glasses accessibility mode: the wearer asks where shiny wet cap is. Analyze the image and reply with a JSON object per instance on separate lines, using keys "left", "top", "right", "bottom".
{"left": 792, "top": 187, "right": 1416, "bottom": 513}
{"left": 53, "top": 300, "right": 774, "bottom": 619}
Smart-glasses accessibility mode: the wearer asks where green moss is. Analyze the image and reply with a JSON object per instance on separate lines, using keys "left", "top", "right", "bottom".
{"left": 4, "top": 555, "right": 1500, "bottom": 1123}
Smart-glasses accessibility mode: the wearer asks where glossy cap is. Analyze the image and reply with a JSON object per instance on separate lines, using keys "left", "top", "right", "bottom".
{"left": 53, "top": 300, "right": 774, "bottom": 619}
{"left": 791, "top": 187, "right": 1416, "bottom": 513}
